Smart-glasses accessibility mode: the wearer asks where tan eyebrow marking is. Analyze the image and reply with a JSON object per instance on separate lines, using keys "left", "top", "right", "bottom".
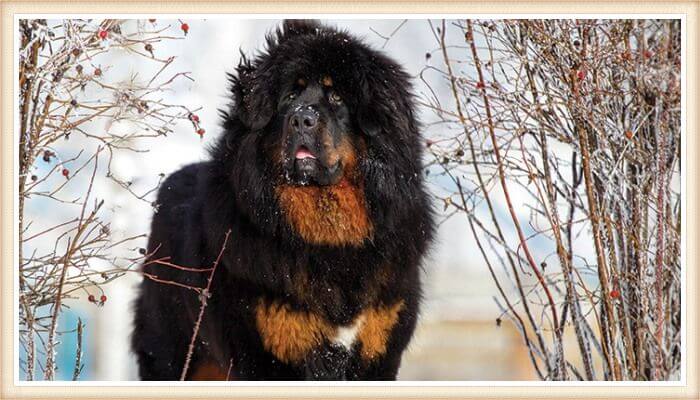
{"left": 297, "top": 77, "right": 307, "bottom": 87}
{"left": 321, "top": 75, "right": 333, "bottom": 87}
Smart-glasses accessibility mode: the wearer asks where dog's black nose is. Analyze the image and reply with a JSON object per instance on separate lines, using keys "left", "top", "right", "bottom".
{"left": 289, "top": 108, "right": 318, "bottom": 131}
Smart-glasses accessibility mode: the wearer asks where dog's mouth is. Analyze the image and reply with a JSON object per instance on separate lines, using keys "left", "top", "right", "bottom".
{"left": 295, "top": 145, "right": 316, "bottom": 160}
{"left": 294, "top": 145, "right": 321, "bottom": 175}
{"left": 286, "top": 144, "right": 341, "bottom": 186}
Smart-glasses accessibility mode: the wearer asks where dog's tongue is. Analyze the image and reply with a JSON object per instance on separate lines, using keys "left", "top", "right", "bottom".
{"left": 295, "top": 146, "right": 316, "bottom": 160}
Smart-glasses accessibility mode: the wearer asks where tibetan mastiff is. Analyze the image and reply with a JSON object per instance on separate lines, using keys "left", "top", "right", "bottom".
{"left": 132, "top": 20, "right": 434, "bottom": 380}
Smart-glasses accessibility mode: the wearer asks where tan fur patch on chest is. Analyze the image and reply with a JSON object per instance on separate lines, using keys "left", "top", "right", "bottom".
{"left": 276, "top": 181, "right": 373, "bottom": 246}
{"left": 255, "top": 299, "right": 404, "bottom": 364}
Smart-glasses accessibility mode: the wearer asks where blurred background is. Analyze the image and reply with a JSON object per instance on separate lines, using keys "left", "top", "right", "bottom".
{"left": 19, "top": 18, "right": 569, "bottom": 381}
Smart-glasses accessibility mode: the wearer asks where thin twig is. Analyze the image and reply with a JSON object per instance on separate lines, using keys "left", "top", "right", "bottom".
{"left": 179, "top": 229, "right": 232, "bottom": 381}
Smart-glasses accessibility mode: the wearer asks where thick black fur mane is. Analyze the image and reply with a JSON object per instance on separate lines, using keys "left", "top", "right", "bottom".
{"left": 206, "top": 19, "right": 434, "bottom": 283}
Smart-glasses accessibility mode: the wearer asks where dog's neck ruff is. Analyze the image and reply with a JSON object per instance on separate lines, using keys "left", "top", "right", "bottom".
{"left": 275, "top": 181, "right": 373, "bottom": 247}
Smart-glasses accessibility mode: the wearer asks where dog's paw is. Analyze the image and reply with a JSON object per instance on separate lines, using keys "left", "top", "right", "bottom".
{"left": 303, "top": 344, "right": 351, "bottom": 380}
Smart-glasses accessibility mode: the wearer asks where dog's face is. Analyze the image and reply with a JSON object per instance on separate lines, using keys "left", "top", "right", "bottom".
{"left": 278, "top": 75, "right": 355, "bottom": 186}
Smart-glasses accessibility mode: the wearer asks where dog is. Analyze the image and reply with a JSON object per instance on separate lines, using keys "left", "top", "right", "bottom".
{"left": 131, "top": 19, "right": 434, "bottom": 380}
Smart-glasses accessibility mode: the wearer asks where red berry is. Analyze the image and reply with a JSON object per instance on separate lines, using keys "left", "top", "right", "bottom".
{"left": 476, "top": 81, "right": 485, "bottom": 89}
{"left": 181, "top": 23, "right": 189, "bottom": 35}
{"left": 100, "top": 295, "right": 107, "bottom": 303}
{"left": 98, "top": 29, "right": 108, "bottom": 40}
{"left": 624, "top": 130, "right": 634, "bottom": 139}
{"left": 197, "top": 128, "right": 206, "bottom": 136}
{"left": 190, "top": 114, "right": 200, "bottom": 123}
{"left": 643, "top": 50, "right": 653, "bottom": 59}
{"left": 610, "top": 289, "right": 620, "bottom": 299}
{"left": 94, "top": 68, "right": 102, "bottom": 77}
{"left": 425, "top": 139, "right": 434, "bottom": 148}
{"left": 577, "top": 70, "right": 586, "bottom": 80}
{"left": 62, "top": 168, "right": 70, "bottom": 178}
{"left": 88, "top": 294, "right": 95, "bottom": 302}
{"left": 148, "top": 19, "right": 156, "bottom": 23}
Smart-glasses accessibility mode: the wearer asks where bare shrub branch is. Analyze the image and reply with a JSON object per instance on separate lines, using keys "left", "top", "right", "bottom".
{"left": 423, "top": 18, "right": 681, "bottom": 381}
{"left": 18, "top": 18, "right": 201, "bottom": 380}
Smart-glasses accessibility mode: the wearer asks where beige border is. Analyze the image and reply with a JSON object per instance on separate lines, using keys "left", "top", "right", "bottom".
{"left": 1, "top": 1, "right": 697, "bottom": 399}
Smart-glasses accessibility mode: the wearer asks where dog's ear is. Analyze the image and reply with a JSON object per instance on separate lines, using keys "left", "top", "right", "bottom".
{"left": 356, "top": 107, "right": 382, "bottom": 138}
{"left": 355, "top": 74, "right": 393, "bottom": 138}
{"left": 232, "top": 53, "right": 274, "bottom": 131}
{"left": 355, "top": 57, "right": 415, "bottom": 140}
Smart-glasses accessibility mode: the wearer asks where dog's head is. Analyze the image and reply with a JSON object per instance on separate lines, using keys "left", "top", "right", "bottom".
{"left": 217, "top": 20, "right": 430, "bottom": 247}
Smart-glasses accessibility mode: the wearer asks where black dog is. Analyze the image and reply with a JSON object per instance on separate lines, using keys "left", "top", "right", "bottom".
{"left": 131, "top": 19, "right": 434, "bottom": 380}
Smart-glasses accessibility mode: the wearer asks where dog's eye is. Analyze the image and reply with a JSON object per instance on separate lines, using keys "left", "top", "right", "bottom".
{"left": 329, "top": 92, "right": 342, "bottom": 104}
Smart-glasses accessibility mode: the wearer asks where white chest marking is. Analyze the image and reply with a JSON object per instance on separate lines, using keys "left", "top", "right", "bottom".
{"left": 332, "top": 316, "right": 366, "bottom": 350}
